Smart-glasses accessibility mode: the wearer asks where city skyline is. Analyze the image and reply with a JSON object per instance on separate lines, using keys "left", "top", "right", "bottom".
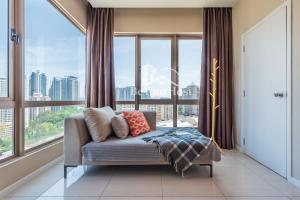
{"left": 27, "top": 70, "right": 81, "bottom": 101}
{"left": 116, "top": 82, "right": 200, "bottom": 100}
{"left": 24, "top": 0, "right": 86, "bottom": 100}
{"left": 116, "top": 82, "right": 200, "bottom": 127}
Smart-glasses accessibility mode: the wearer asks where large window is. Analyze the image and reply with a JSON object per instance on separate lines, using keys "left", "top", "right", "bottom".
{"left": 22, "top": 0, "right": 86, "bottom": 150}
{"left": 141, "top": 39, "right": 172, "bottom": 99}
{"left": 178, "top": 39, "right": 202, "bottom": 99}
{"left": 0, "top": 0, "right": 14, "bottom": 161}
{"left": 114, "top": 35, "right": 201, "bottom": 127}
{"left": 25, "top": 0, "right": 85, "bottom": 102}
{"left": 114, "top": 37, "right": 136, "bottom": 101}
{"left": 140, "top": 104, "right": 173, "bottom": 127}
{"left": 24, "top": 106, "right": 83, "bottom": 149}
{"left": 0, "top": 0, "right": 86, "bottom": 162}
{"left": 0, "top": 0, "right": 9, "bottom": 98}
{"left": 177, "top": 39, "right": 202, "bottom": 126}
{"left": 0, "top": 109, "right": 14, "bottom": 159}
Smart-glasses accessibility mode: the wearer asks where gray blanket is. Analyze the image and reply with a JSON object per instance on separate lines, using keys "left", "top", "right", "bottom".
{"left": 142, "top": 127, "right": 212, "bottom": 176}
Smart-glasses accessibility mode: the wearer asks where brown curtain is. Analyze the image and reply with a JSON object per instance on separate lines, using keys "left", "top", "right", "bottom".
{"left": 198, "top": 8, "right": 234, "bottom": 149}
{"left": 86, "top": 5, "right": 115, "bottom": 109}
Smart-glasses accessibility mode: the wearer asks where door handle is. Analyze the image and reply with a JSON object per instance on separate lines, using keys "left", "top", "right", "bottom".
{"left": 274, "top": 92, "right": 285, "bottom": 98}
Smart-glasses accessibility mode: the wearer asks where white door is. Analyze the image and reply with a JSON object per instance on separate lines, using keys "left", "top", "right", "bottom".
{"left": 243, "top": 6, "right": 287, "bottom": 177}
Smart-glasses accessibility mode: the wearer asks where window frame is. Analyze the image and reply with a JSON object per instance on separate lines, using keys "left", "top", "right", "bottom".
{"left": 114, "top": 34, "right": 202, "bottom": 127}
{"left": 0, "top": 0, "right": 87, "bottom": 163}
{"left": 0, "top": 0, "right": 16, "bottom": 163}
{"left": 21, "top": 0, "right": 86, "bottom": 152}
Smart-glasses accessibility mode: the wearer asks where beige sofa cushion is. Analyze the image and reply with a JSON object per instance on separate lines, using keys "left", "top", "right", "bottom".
{"left": 111, "top": 114, "right": 129, "bottom": 139}
{"left": 83, "top": 106, "right": 115, "bottom": 142}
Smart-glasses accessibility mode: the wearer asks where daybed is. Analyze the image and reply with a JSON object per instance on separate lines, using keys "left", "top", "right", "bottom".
{"left": 64, "top": 111, "right": 221, "bottom": 178}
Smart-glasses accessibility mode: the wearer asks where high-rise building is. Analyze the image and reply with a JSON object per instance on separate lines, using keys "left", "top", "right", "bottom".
{"left": 182, "top": 83, "right": 200, "bottom": 100}
{"left": 39, "top": 73, "right": 47, "bottom": 96}
{"left": 157, "top": 105, "right": 173, "bottom": 121}
{"left": 116, "top": 86, "right": 135, "bottom": 100}
{"left": 182, "top": 83, "right": 200, "bottom": 115}
{"left": 61, "top": 76, "right": 79, "bottom": 101}
{"left": 0, "top": 78, "right": 8, "bottom": 97}
{"left": 29, "top": 71, "right": 39, "bottom": 97}
{"left": 49, "top": 78, "right": 61, "bottom": 101}
{"left": 29, "top": 70, "right": 47, "bottom": 97}
{"left": 0, "top": 78, "right": 12, "bottom": 134}
{"left": 28, "top": 93, "right": 50, "bottom": 120}
{"left": 141, "top": 90, "right": 151, "bottom": 99}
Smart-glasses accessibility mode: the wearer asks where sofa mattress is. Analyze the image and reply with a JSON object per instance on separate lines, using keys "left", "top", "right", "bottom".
{"left": 82, "top": 128, "right": 221, "bottom": 164}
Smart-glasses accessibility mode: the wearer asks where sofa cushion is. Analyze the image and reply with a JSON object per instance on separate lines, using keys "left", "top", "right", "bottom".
{"left": 83, "top": 106, "right": 115, "bottom": 142}
{"left": 82, "top": 128, "right": 169, "bottom": 162}
{"left": 111, "top": 114, "right": 129, "bottom": 139}
{"left": 81, "top": 128, "right": 221, "bottom": 163}
{"left": 123, "top": 111, "right": 151, "bottom": 137}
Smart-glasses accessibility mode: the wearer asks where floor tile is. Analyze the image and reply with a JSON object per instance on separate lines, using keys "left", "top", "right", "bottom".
{"left": 213, "top": 164, "right": 254, "bottom": 181}
{"left": 3, "top": 150, "right": 300, "bottom": 200}
{"left": 2, "top": 197, "right": 99, "bottom": 200}
{"left": 103, "top": 166, "right": 162, "bottom": 197}
{"left": 245, "top": 164, "right": 300, "bottom": 197}
{"left": 2, "top": 197, "right": 37, "bottom": 200}
{"left": 162, "top": 166, "right": 223, "bottom": 197}
{"left": 226, "top": 197, "right": 290, "bottom": 200}
{"left": 163, "top": 197, "right": 226, "bottom": 200}
{"left": 41, "top": 166, "right": 112, "bottom": 197}
{"left": 214, "top": 174, "right": 284, "bottom": 196}
{"left": 37, "top": 197, "right": 99, "bottom": 200}
{"left": 100, "top": 197, "right": 162, "bottom": 200}
{"left": 7, "top": 165, "right": 65, "bottom": 197}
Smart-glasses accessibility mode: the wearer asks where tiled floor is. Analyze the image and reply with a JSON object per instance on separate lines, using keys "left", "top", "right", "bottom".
{"left": 3, "top": 150, "right": 300, "bottom": 200}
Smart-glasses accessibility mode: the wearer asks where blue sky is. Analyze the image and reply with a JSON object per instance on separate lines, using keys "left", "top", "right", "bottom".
{"left": 114, "top": 37, "right": 202, "bottom": 99}
{"left": 24, "top": 0, "right": 86, "bottom": 99}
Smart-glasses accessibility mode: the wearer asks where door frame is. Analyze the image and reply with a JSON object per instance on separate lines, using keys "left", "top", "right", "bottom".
{"left": 240, "top": 0, "right": 292, "bottom": 181}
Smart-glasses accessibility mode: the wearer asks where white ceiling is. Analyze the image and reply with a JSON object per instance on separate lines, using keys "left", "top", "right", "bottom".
{"left": 88, "top": 0, "right": 240, "bottom": 8}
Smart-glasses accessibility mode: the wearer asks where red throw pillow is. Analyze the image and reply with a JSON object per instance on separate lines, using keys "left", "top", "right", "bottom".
{"left": 123, "top": 111, "right": 151, "bottom": 137}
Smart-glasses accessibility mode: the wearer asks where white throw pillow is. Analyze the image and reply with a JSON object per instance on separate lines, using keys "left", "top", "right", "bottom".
{"left": 83, "top": 106, "right": 115, "bottom": 142}
{"left": 111, "top": 114, "right": 129, "bottom": 139}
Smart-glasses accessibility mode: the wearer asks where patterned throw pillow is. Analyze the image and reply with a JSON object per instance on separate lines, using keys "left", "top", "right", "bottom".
{"left": 123, "top": 111, "right": 151, "bottom": 137}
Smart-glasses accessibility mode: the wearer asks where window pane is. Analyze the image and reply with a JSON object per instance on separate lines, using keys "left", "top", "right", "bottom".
{"left": 24, "top": 106, "right": 83, "bottom": 149}
{"left": 114, "top": 37, "right": 136, "bottom": 101}
{"left": 0, "top": 109, "right": 14, "bottom": 159}
{"left": 140, "top": 104, "right": 173, "bottom": 127}
{"left": 116, "top": 104, "right": 135, "bottom": 112}
{"left": 0, "top": 0, "right": 9, "bottom": 97}
{"left": 178, "top": 39, "right": 202, "bottom": 99}
{"left": 177, "top": 105, "right": 199, "bottom": 127}
{"left": 25, "top": 0, "right": 86, "bottom": 101}
{"left": 141, "top": 39, "right": 171, "bottom": 99}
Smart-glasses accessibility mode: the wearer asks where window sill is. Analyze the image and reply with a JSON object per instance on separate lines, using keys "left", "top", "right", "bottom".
{"left": 0, "top": 138, "right": 63, "bottom": 167}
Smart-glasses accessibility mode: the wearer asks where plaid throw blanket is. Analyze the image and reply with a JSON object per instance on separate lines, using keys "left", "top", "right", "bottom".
{"left": 143, "top": 127, "right": 212, "bottom": 177}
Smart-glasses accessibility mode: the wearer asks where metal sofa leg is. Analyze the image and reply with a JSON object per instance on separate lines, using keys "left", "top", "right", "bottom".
{"left": 199, "top": 164, "right": 213, "bottom": 177}
{"left": 64, "top": 165, "right": 77, "bottom": 179}
{"left": 209, "top": 164, "right": 213, "bottom": 178}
